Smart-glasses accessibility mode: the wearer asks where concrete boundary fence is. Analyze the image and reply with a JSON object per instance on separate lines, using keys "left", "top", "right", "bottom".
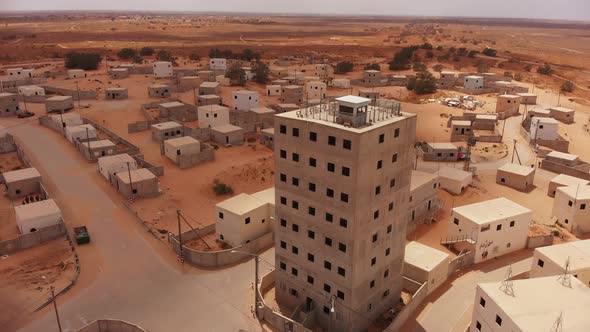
{"left": 382, "top": 278, "right": 428, "bottom": 332}
{"left": 168, "top": 225, "right": 274, "bottom": 268}
{"left": 75, "top": 319, "right": 148, "bottom": 332}
{"left": 41, "top": 85, "right": 97, "bottom": 100}
{"left": 526, "top": 234, "right": 553, "bottom": 249}
{"left": 0, "top": 222, "right": 67, "bottom": 255}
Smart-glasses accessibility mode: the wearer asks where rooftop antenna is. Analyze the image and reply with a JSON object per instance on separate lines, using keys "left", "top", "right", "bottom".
{"left": 499, "top": 265, "right": 515, "bottom": 297}
{"left": 557, "top": 256, "right": 572, "bottom": 288}
{"left": 550, "top": 312, "right": 564, "bottom": 332}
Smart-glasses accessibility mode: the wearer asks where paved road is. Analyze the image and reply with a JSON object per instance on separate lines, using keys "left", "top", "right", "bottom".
{"left": 4, "top": 122, "right": 274, "bottom": 332}
{"left": 417, "top": 252, "right": 533, "bottom": 332}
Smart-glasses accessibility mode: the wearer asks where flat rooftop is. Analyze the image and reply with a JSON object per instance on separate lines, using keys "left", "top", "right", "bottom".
{"left": 475, "top": 114, "right": 497, "bottom": 121}
{"left": 233, "top": 90, "right": 258, "bottom": 95}
{"left": 437, "top": 167, "right": 472, "bottom": 181}
{"left": 149, "top": 84, "right": 168, "bottom": 89}
{"left": 451, "top": 120, "right": 471, "bottom": 126}
{"left": 200, "top": 82, "right": 219, "bottom": 88}
{"left": 50, "top": 112, "right": 80, "bottom": 121}
{"left": 165, "top": 136, "right": 199, "bottom": 147}
{"left": 478, "top": 275, "right": 590, "bottom": 331}
{"left": 152, "top": 121, "right": 182, "bottom": 130}
{"left": 261, "top": 128, "right": 274, "bottom": 135}
{"left": 465, "top": 75, "right": 483, "bottom": 79}
{"left": 212, "top": 124, "right": 242, "bottom": 133}
{"left": 550, "top": 174, "right": 589, "bottom": 187}
{"left": 250, "top": 107, "right": 275, "bottom": 114}
{"left": 46, "top": 96, "right": 72, "bottom": 101}
{"left": 198, "top": 104, "right": 227, "bottom": 112}
{"left": 533, "top": 117, "right": 559, "bottom": 124}
{"left": 275, "top": 99, "right": 414, "bottom": 134}
{"left": 498, "top": 94, "right": 521, "bottom": 99}
{"left": 98, "top": 153, "right": 135, "bottom": 167}
{"left": 410, "top": 170, "right": 437, "bottom": 192}
{"left": 405, "top": 241, "right": 449, "bottom": 272}
{"left": 87, "top": 140, "right": 115, "bottom": 149}
{"left": 111, "top": 68, "right": 128, "bottom": 72}
{"left": 283, "top": 85, "right": 302, "bottom": 90}
{"left": 556, "top": 185, "right": 590, "bottom": 200}
{"left": 117, "top": 168, "right": 155, "bottom": 184}
{"left": 536, "top": 239, "right": 590, "bottom": 272}
{"left": 216, "top": 193, "right": 268, "bottom": 215}
{"left": 427, "top": 142, "right": 457, "bottom": 150}
{"left": 498, "top": 163, "right": 534, "bottom": 176}
{"left": 547, "top": 151, "right": 578, "bottom": 161}
{"left": 517, "top": 93, "right": 537, "bottom": 97}
{"left": 550, "top": 106, "right": 574, "bottom": 113}
{"left": 336, "top": 95, "right": 371, "bottom": 104}
{"left": 250, "top": 187, "right": 275, "bottom": 206}
{"left": 67, "top": 124, "right": 95, "bottom": 133}
{"left": 154, "top": 61, "right": 171, "bottom": 65}
{"left": 160, "top": 101, "right": 185, "bottom": 108}
{"left": 3, "top": 167, "right": 41, "bottom": 183}
{"left": 106, "top": 87, "right": 127, "bottom": 91}
{"left": 15, "top": 199, "right": 61, "bottom": 221}
{"left": 0, "top": 92, "right": 16, "bottom": 98}
{"left": 531, "top": 108, "right": 551, "bottom": 115}
{"left": 198, "top": 94, "right": 220, "bottom": 99}
{"left": 453, "top": 197, "right": 531, "bottom": 224}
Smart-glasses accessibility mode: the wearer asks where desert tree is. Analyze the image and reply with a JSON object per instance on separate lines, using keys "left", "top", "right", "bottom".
{"left": 561, "top": 81, "right": 574, "bottom": 93}
{"left": 225, "top": 64, "right": 246, "bottom": 86}
{"left": 335, "top": 61, "right": 354, "bottom": 74}
{"left": 253, "top": 62, "right": 270, "bottom": 84}
{"left": 117, "top": 48, "right": 137, "bottom": 60}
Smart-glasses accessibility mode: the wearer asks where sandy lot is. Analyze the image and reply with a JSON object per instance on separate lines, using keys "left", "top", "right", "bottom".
{"left": 0, "top": 238, "right": 77, "bottom": 331}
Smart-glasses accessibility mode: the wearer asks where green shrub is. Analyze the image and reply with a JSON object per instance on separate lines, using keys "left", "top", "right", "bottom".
{"left": 213, "top": 180, "right": 234, "bottom": 196}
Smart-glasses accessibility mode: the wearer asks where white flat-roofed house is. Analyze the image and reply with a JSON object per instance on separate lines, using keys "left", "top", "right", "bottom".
{"left": 80, "top": 139, "right": 116, "bottom": 161}
{"left": 65, "top": 124, "right": 97, "bottom": 144}
{"left": 7, "top": 67, "right": 35, "bottom": 81}
{"left": 153, "top": 61, "right": 173, "bottom": 78}
{"left": 404, "top": 241, "right": 450, "bottom": 294}
{"left": 231, "top": 90, "right": 259, "bottom": 111}
{"left": 97, "top": 153, "right": 137, "bottom": 184}
{"left": 150, "top": 121, "right": 183, "bottom": 142}
{"left": 148, "top": 84, "right": 170, "bottom": 98}
{"left": 495, "top": 94, "right": 521, "bottom": 119}
{"left": 552, "top": 185, "right": 590, "bottom": 234}
{"left": 50, "top": 112, "right": 82, "bottom": 129}
{"left": 531, "top": 239, "right": 590, "bottom": 287}
{"left": 470, "top": 276, "right": 590, "bottom": 332}
{"left": 67, "top": 69, "right": 87, "bottom": 79}
{"left": 436, "top": 167, "right": 473, "bottom": 195}
{"left": 211, "top": 124, "right": 244, "bottom": 145}
{"left": 422, "top": 142, "right": 459, "bottom": 162}
{"left": 331, "top": 78, "right": 351, "bottom": 89}
{"left": 464, "top": 75, "right": 484, "bottom": 90}
{"left": 197, "top": 104, "right": 229, "bottom": 128}
{"left": 549, "top": 106, "right": 575, "bottom": 124}
{"left": 215, "top": 188, "right": 275, "bottom": 247}
{"left": 115, "top": 168, "right": 159, "bottom": 198}
{"left": 209, "top": 58, "right": 227, "bottom": 71}
{"left": 105, "top": 87, "right": 128, "bottom": 100}
{"left": 15, "top": 199, "right": 62, "bottom": 234}
{"left": 2, "top": 167, "right": 41, "bottom": 198}
{"left": 496, "top": 163, "right": 535, "bottom": 191}
{"left": 448, "top": 197, "right": 531, "bottom": 263}
{"left": 17, "top": 85, "right": 45, "bottom": 97}
{"left": 266, "top": 85, "right": 281, "bottom": 96}
{"left": 305, "top": 81, "right": 327, "bottom": 100}
{"left": 45, "top": 96, "right": 74, "bottom": 113}
{"left": 530, "top": 117, "right": 559, "bottom": 141}
{"left": 548, "top": 174, "right": 589, "bottom": 197}
{"left": 0, "top": 92, "right": 20, "bottom": 117}
{"left": 163, "top": 136, "right": 200, "bottom": 165}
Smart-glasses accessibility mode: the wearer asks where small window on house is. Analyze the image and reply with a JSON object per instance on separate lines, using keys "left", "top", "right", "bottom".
{"left": 280, "top": 125, "right": 287, "bottom": 134}
{"left": 218, "top": 212, "right": 224, "bottom": 219}
{"left": 384, "top": 269, "right": 389, "bottom": 278}
{"left": 339, "top": 218, "right": 348, "bottom": 228}
{"left": 309, "top": 132, "right": 317, "bottom": 141}
{"left": 390, "top": 179, "right": 396, "bottom": 188}
{"left": 495, "top": 315, "right": 502, "bottom": 326}
{"left": 292, "top": 201, "right": 299, "bottom": 209}
{"left": 496, "top": 224, "right": 502, "bottom": 231}
{"left": 379, "top": 133, "right": 384, "bottom": 143}
{"left": 326, "top": 188, "right": 334, "bottom": 198}
{"left": 309, "top": 158, "right": 317, "bottom": 167}
{"left": 308, "top": 230, "right": 315, "bottom": 239}
{"left": 324, "top": 283, "right": 331, "bottom": 293}
{"left": 309, "top": 182, "right": 316, "bottom": 192}
{"left": 292, "top": 177, "right": 299, "bottom": 186}
{"left": 480, "top": 297, "right": 486, "bottom": 308}
{"left": 324, "top": 261, "right": 332, "bottom": 270}
{"left": 370, "top": 280, "right": 375, "bottom": 288}
{"left": 341, "top": 193, "right": 349, "bottom": 203}
{"left": 374, "top": 210, "right": 379, "bottom": 219}
{"left": 280, "top": 241, "right": 287, "bottom": 249}
{"left": 328, "top": 136, "right": 336, "bottom": 146}
{"left": 292, "top": 246, "right": 299, "bottom": 255}
{"left": 308, "top": 253, "right": 315, "bottom": 262}
{"left": 325, "top": 237, "right": 333, "bottom": 246}
{"left": 289, "top": 288, "right": 298, "bottom": 297}
{"left": 280, "top": 149, "right": 287, "bottom": 158}
{"left": 476, "top": 321, "right": 482, "bottom": 331}
{"left": 292, "top": 128, "right": 299, "bottom": 137}
{"left": 387, "top": 224, "right": 392, "bottom": 233}
{"left": 339, "top": 243, "right": 346, "bottom": 253}
{"left": 371, "top": 257, "right": 376, "bottom": 266}
{"left": 375, "top": 186, "right": 381, "bottom": 195}
{"left": 280, "top": 173, "right": 287, "bottom": 182}
{"left": 307, "top": 275, "right": 314, "bottom": 284}
{"left": 388, "top": 202, "right": 394, "bottom": 211}
{"left": 338, "top": 267, "right": 346, "bottom": 277}
{"left": 510, "top": 221, "right": 515, "bottom": 227}
{"left": 291, "top": 268, "right": 298, "bottom": 276}
{"left": 308, "top": 206, "right": 315, "bottom": 216}
{"left": 280, "top": 196, "right": 287, "bottom": 205}
{"left": 343, "top": 139, "right": 351, "bottom": 150}
{"left": 453, "top": 218, "right": 459, "bottom": 225}
{"left": 280, "top": 219, "right": 287, "bottom": 227}
{"left": 280, "top": 262, "right": 286, "bottom": 270}
{"left": 292, "top": 153, "right": 299, "bottom": 162}
{"left": 481, "top": 225, "right": 490, "bottom": 232}
{"left": 394, "top": 128, "right": 400, "bottom": 137}
{"left": 377, "top": 160, "right": 383, "bottom": 169}
{"left": 392, "top": 153, "right": 398, "bottom": 163}
{"left": 245, "top": 217, "right": 251, "bottom": 225}
{"left": 325, "top": 213, "right": 333, "bottom": 223}
{"left": 292, "top": 224, "right": 299, "bottom": 232}
{"left": 327, "top": 163, "right": 335, "bottom": 172}
{"left": 383, "top": 290, "right": 390, "bottom": 298}
{"left": 342, "top": 167, "right": 350, "bottom": 176}
{"left": 537, "top": 259, "right": 544, "bottom": 268}
{"left": 582, "top": 204, "right": 587, "bottom": 210}
{"left": 568, "top": 200, "right": 573, "bottom": 207}
{"left": 323, "top": 306, "right": 329, "bottom": 315}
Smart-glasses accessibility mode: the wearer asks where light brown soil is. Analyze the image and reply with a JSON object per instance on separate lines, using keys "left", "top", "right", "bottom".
{"left": 0, "top": 151, "right": 25, "bottom": 173}
{"left": 0, "top": 238, "right": 77, "bottom": 331}
{"left": 184, "top": 232, "right": 230, "bottom": 252}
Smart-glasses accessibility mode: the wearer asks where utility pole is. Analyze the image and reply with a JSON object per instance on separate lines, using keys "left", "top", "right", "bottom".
{"left": 231, "top": 250, "right": 261, "bottom": 314}
{"left": 75, "top": 80, "right": 81, "bottom": 109}
{"left": 193, "top": 87, "right": 197, "bottom": 105}
{"left": 126, "top": 161, "right": 133, "bottom": 193}
{"left": 50, "top": 286, "right": 63, "bottom": 332}
{"left": 177, "top": 209, "right": 184, "bottom": 263}
{"left": 60, "top": 111, "right": 66, "bottom": 138}
{"left": 85, "top": 127, "right": 91, "bottom": 155}
{"left": 22, "top": 94, "right": 28, "bottom": 113}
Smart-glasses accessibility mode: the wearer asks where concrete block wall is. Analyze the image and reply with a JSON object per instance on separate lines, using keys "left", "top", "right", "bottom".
{"left": 0, "top": 222, "right": 67, "bottom": 255}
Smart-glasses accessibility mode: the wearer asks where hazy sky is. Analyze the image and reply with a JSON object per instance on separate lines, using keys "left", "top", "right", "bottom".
{"left": 3, "top": 0, "right": 590, "bottom": 21}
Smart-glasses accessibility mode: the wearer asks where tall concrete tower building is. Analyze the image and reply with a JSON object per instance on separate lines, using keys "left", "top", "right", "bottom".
{"left": 273, "top": 96, "right": 416, "bottom": 331}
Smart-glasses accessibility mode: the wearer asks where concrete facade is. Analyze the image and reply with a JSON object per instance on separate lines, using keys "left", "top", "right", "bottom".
{"left": 496, "top": 163, "right": 535, "bottom": 191}
{"left": 450, "top": 120, "right": 472, "bottom": 142}
{"left": 199, "top": 82, "right": 220, "bottom": 95}
{"left": 164, "top": 136, "right": 199, "bottom": 164}
{"left": 2, "top": 167, "right": 41, "bottom": 198}
{"left": 280, "top": 85, "right": 303, "bottom": 104}
{"left": 67, "top": 69, "right": 87, "bottom": 79}
{"left": 211, "top": 124, "right": 244, "bottom": 145}
{"left": 215, "top": 188, "right": 275, "bottom": 247}
{"left": 147, "top": 84, "right": 170, "bottom": 98}
{"left": 65, "top": 124, "right": 97, "bottom": 144}
{"left": 197, "top": 104, "right": 229, "bottom": 128}
{"left": 530, "top": 117, "right": 559, "bottom": 141}
{"left": 495, "top": 94, "right": 521, "bottom": 119}
{"left": 109, "top": 68, "right": 129, "bottom": 79}
{"left": 305, "top": 81, "right": 327, "bottom": 100}
{"left": 464, "top": 75, "right": 484, "bottom": 90}
{"left": 266, "top": 85, "right": 281, "bottom": 96}
{"left": 7, "top": 68, "right": 34, "bottom": 80}
{"left": 0, "top": 92, "right": 20, "bottom": 117}
{"left": 150, "top": 121, "right": 183, "bottom": 142}
{"left": 408, "top": 171, "right": 439, "bottom": 232}
{"left": 358, "top": 90, "right": 379, "bottom": 102}
{"left": 470, "top": 276, "right": 590, "bottom": 332}
{"left": 15, "top": 199, "right": 62, "bottom": 234}
{"left": 421, "top": 142, "right": 459, "bottom": 162}
{"left": 179, "top": 76, "right": 202, "bottom": 90}
{"left": 197, "top": 94, "right": 221, "bottom": 106}
{"left": 548, "top": 174, "right": 589, "bottom": 197}
{"left": 552, "top": 185, "right": 590, "bottom": 234}
{"left": 273, "top": 97, "right": 417, "bottom": 331}
{"left": 315, "top": 64, "right": 334, "bottom": 81}
{"left": 404, "top": 241, "right": 449, "bottom": 295}
{"left": 97, "top": 153, "right": 137, "bottom": 184}
{"left": 232, "top": 90, "right": 259, "bottom": 111}
{"left": 50, "top": 112, "right": 82, "bottom": 128}
{"left": 449, "top": 197, "right": 531, "bottom": 264}
{"left": 45, "top": 96, "right": 74, "bottom": 113}
{"left": 17, "top": 85, "right": 45, "bottom": 97}
{"left": 363, "top": 70, "right": 383, "bottom": 86}
{"left": 105, "top": 87, "right": 128, "bottom": 100}
{"left": 80, "top": 140, "right": 116, "bottom": 161}
{"left": 158, "top": 101, "right": 192, "bottom": 121}
{"left": 260, "top": 128, "right": 274, "bottom": 149}
{"left": 331, "top": 78, "right": 351, "bottom": 89}
{"left": 530, "top": 240, "right": 590, "bottom": 287}
{"left": 197, "top": 70, "right": 215, "bottom": 82}
{"left": 153, "top": 61, "right": 173, "bottom": 78}
{"left": 549, "top": 106, "right": 575, "bottom": 124}
{"left": 438, "top": 71, "right": 456, "bottom": 89}
{"left": 209, "top": 58, "right": 227, "bottom": 71}
{"left": 437, "top": 167, "right": 473, "bottom": 195}
{"left": 115, "top": 168, "right": 159, "bottom": 198}
{"left": 516, "top": 92, "right": 537, "bottom": 105}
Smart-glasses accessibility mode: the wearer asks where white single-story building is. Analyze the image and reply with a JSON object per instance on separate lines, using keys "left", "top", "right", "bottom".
{"left": 65, "top": 124, "right": 97, "bottom": 143}
{"left": 209, "top": 58, "right": 227, "bottom": 71}
{"left": 266, "top": 85, "right": 281, "bottom": 96}
{"left": 17, "top": 85, "right": 45, "bottom": 97}
{"left": 153, "top": 61, "right": 173, "bottom": 78}
{"left": 305, "top": 81, "right": 327, "bottom": 100}
{"left": 552, "top": 185, "right": 590, "bottom": 234}
{"left": 464, "top": 75, "right": 484, "bottom": 90}
{"left": 232, "top": 90, "right": 259, "bottom": 111}
{"left": 530, "top": 239, "right": 590, "bottom": 287}
{"left": 331, "top": 78, "right": 351, "bottom": 89}
{"left": 67, "top": 69, "right": 87, "bottom": 79}
{"left": 530, "top": 117, "right": 559, "bottom": 141}
{"left": 437, "top": 167, "right": 473, "bottom": 195}
{"left": 496, "top": 163, "right": 535, "bottom": 191}
{"left": 197, "top": 104, "right": 229, "bottom": 128}
{"left": 97, "top": 153, "right": 138, "bottom": 184}
{"left": 15, "top": 199, "right": 62, "bottom": 234}
{"left": 404, "top": 241, "right": 450, "bottom": 295}
{"left": 547, "top": 174, "right": 589, "bottom": 197}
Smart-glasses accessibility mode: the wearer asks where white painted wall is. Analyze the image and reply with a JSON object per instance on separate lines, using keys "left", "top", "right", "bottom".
{"left": 215, "top": 203, "right": 272, "bottom": 247}
{"left": 530, "top": 118, "right": 559, "bottom": 141}
{"left": 231, "top": 91, "right": 259, "bottom": 111}
{"left": 197, "top": 106, "right": 229, "bottom": 128}
{"left": 153, "top": 61, "right": 173, "bottom": 78}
